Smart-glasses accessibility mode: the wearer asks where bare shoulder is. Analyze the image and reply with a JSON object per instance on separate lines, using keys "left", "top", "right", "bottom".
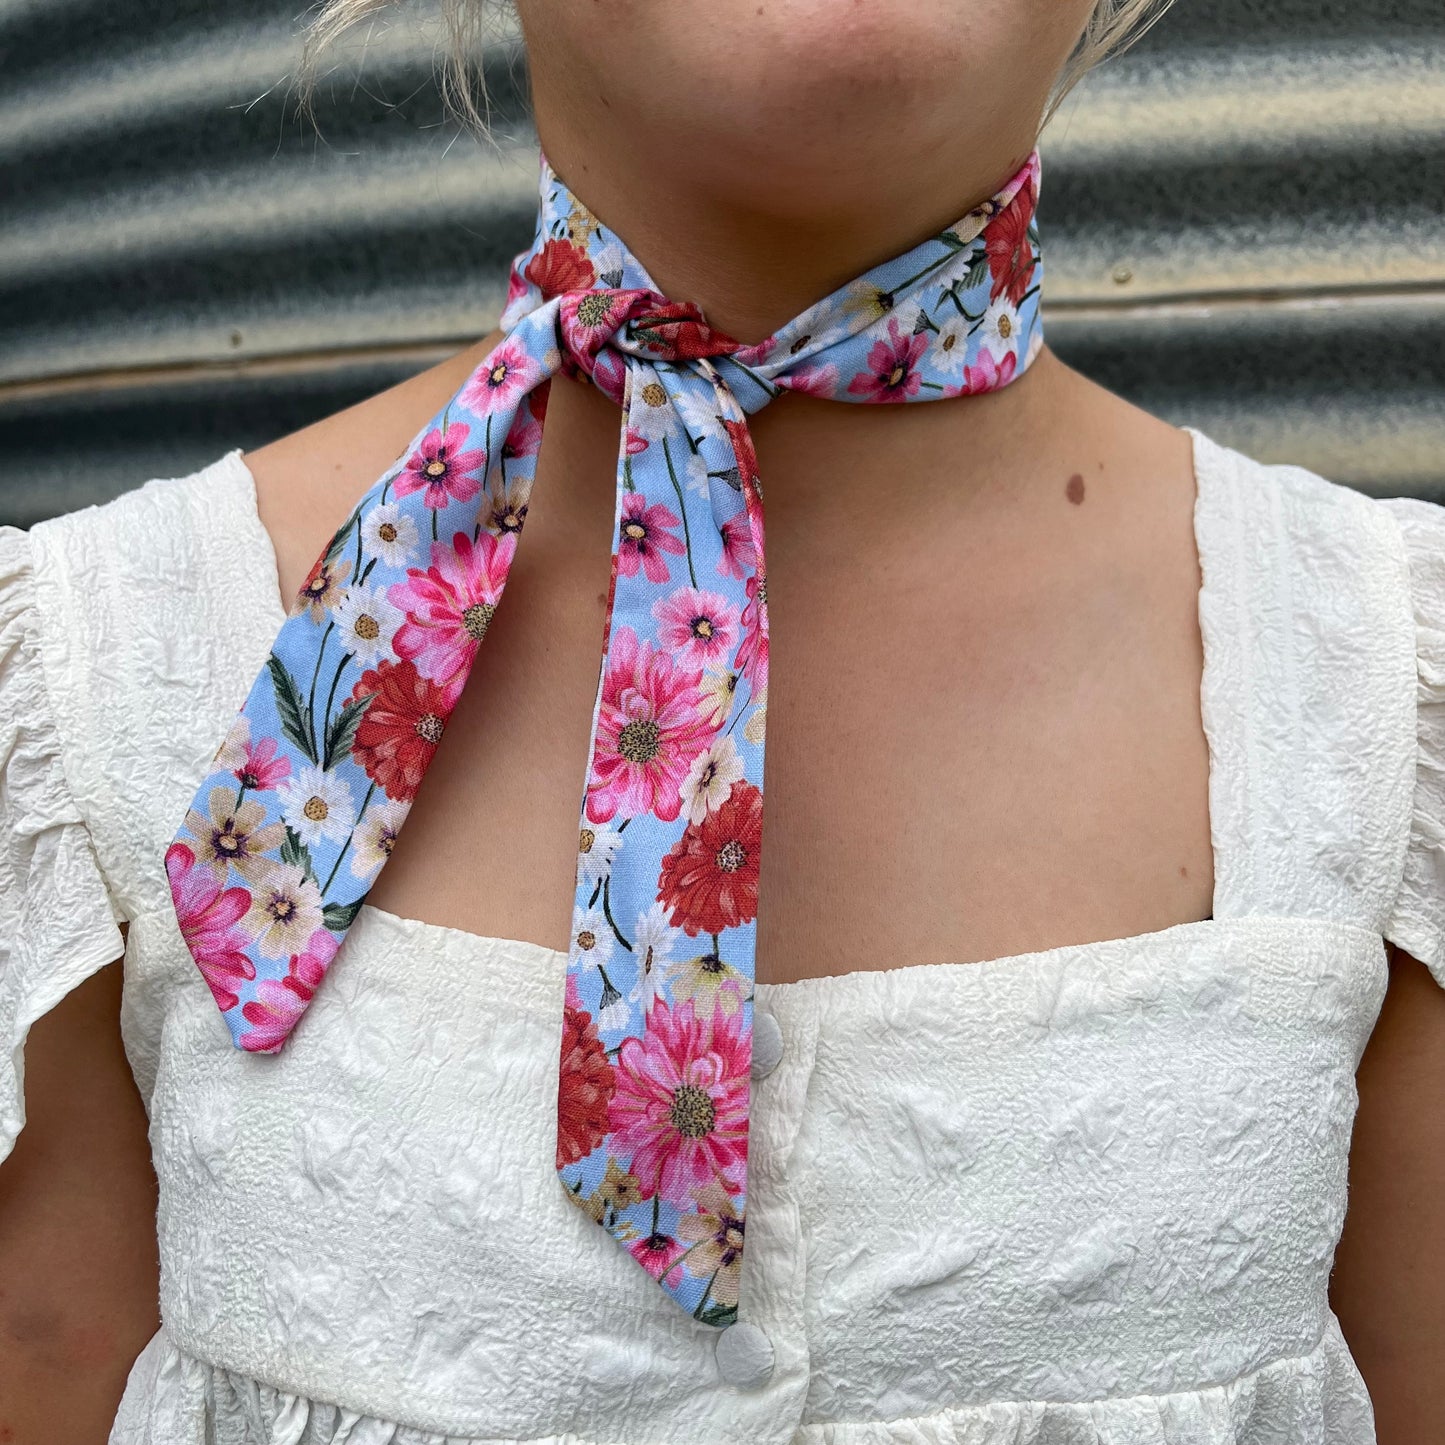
{"left": 244, "top": 328, "right": 506, "bottom": 602}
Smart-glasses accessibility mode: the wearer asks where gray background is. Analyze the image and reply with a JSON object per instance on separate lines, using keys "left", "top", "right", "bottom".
{"left": 1, "top": 0, "right": 1441, "bottom": 526}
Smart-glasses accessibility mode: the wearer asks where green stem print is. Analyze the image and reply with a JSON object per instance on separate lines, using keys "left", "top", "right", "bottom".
{"left": 662, "top": 434, "right": 698, "bottom": 589}
{"left": 692, "top": 1265, "right": 724, "bottom": 1321}
{"left": 603, "top": 875, "right": 634, "bottom": 952}
{"left": 321, "top": 651, "right": 351, "bottom": 750}
{"left": 307, "top": 621, "right": 336, "bottom": 758}
{"left": 321, "top": 779, "right": 377, "bottom": 895}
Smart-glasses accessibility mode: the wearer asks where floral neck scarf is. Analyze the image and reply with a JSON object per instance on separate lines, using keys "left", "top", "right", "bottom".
{"left": 167, "top": 145, "right": 1044, "bottom": 1326}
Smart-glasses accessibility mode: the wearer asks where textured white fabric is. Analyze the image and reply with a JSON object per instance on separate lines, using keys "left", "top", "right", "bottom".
{"left": 0, "top": 425, "right": 1440, "bottom": 1443}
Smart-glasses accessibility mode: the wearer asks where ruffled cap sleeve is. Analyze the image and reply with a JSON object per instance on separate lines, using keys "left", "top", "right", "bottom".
{"left": 0, "top": 525, "right": 126, "bottom": 1164}
{"left": 1382, "top": 495, "right": 1445, "bottom": 985}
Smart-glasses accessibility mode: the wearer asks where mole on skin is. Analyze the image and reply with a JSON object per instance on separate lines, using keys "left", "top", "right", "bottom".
{"left": 1065, "top": 472, "right": 1085, "bottom": 505}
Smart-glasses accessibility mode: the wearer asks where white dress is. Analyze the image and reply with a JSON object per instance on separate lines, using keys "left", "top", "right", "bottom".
{"left": 1, "top": 424, "right": 1443, "bottom": 1445}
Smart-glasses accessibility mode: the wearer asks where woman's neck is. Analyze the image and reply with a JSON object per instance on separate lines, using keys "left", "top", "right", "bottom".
{"left": 528, "top": 127, "right": 1040, "bottom": 347}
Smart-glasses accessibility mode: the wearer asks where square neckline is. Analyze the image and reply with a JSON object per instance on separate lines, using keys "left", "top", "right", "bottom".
{"left": 224, "top": 423, "right": 1232, "bottom": 992}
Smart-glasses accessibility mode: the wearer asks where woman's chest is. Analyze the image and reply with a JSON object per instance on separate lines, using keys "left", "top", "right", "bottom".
{"left": 355, "top": 462, "right": 1215, "bottom": 985}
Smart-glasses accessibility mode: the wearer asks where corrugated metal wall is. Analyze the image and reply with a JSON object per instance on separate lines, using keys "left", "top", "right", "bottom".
{"left": 1, "top": 0, "right": 1441, "bottom": 526}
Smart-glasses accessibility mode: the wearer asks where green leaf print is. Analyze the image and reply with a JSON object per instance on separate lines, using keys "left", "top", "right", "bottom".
{"left": 280, "top": 826, "right": 318, "bottom": 885}
{"left": 268, "top": 653, "right": 317, "bottom": 766}
{"left": 322, "top": 691, "right": 374, "bottom": 772}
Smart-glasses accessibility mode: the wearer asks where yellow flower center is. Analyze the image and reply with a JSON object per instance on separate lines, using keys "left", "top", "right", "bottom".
{"left": 462, "top": 601, "right": 495, "bottom": 641}
{"left": 415, "top": 713, "right": 445, "bottom": 744}
{"left": 425, "top": 459, "right": 447, "bottom": 478}
{"left": 670, "top": 1083, "right": 717, "bottom": 1140}
{"left": 617, "top": 718, "right": 661, "bottom": 765}
{"left": 353, "top": 614, "right": 380, "bottom": 641}
{"left": 303, "top": 796, "right": 329, "bottom": 822}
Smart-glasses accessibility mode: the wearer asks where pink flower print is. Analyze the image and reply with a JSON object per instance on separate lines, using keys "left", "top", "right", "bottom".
{"left": 715, "top": 513, "right": 757, "bottom": 581}
{"left": 590, "top": 347, "right": 628, "bottom": 405}
{"left": 587, "top": 627, "right": 712, "bottom": 825}
{"left": 846, "top": 316, "right": 928, "bottom": 402}
{"left": 652, "top": 587, "right": 739, "bottom": 668}
{"left": 629, "top": 1230, "right": 687, "bottom": 1282}
{"left": 166, "top": 842, "right": 255, "bottom": 1013}
{"left": 607, "top": 996, "right": 749, "bottom": 1204}
{"left": 618, "top": 493, "right": 685, "bottom": 586}
{"left": 501, "top": 389, "right": 544, "bottom": 461}
{"left": 624, "top": 427, "right": 649, "bottom": 456}
{"left": 459, "top": 337, "right": 541, "bottom": 416}
{"left": 391, "top": 529, "right": 517, "bottom": 685}
{"left": 960, "top": 347, "right": 1018, "bottom": 395}
{"left": 393, "top": 423, "right": 485, "bottom": 509}
{"left": 736, "top": 571, "right": 769, "bottom": 692}
{"left": 783, "top": 361, "right": 841, "bottom": 398}
{"left": 235, "top": 733, "right": 290, "bottom": 793}
{"left": 238, "top": 928, "right": 340, "bottom": 1053}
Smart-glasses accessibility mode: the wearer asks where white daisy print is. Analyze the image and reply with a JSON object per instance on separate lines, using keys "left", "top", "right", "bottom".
{"left": 743, "top": 687, "right": 767, "bottom": 746}
{"left": 699, "top": 667, "right": 739, "bottom": 730}
{"left": 350, "top": 796, "right": 408, "bottom": 879}
{"left": 595, "top": 994, "right": 632, "bottom": 1035}
{"left": 577, "top": 823, "right": 625, "bottom": 888}
{"left": 679, "top": 734, "right": 746, "bottom": 826}
{"left": 929, "top": 315, "right": 970, "bottom": 379}
{"left": 361, "top": 501, "right": 420, "bottom": 567}
{"left": 279, "top": 763, "right": 357, "bottom": 848}
{"left": 331, "top": 583, "right": 403, "bottom": 664}
{"left": 680, "top": 442, "right": 710, "bottom": 500}
{"left": 628, "top": 369, "right": 678, "bottom": 444}
{"left": 668, "top": 383, "right": 723, "bottom": 442}
{"left": 628, "top": 903, "right": 681, "bottom": 1015}
{"left": 571, "top": 904, "right": 616, "bottom": 973}
{"left": 978, "top": 298, "right": 1022, "bottom": 362}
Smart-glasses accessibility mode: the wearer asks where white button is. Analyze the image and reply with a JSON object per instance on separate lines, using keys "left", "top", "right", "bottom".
{"left": 715, "top": 1320, "right": 775, "bottom": 1390}
{"left": 750, "top": 1008, "right": 783, "bottom": 1080}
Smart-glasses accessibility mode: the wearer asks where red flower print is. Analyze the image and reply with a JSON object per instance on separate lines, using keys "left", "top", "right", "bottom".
{"left": 238, "top": 928, "right": 339, "bottom": 1053}
{"left": 587, "top": 627, "right": 713, "bottom": 824}
{"left": 721, "top": 418, "right": 759, "bottom": 491}
{"left": 630, "top": 300, "right": 741, "bottom": 362}
{"left": 657, "top": 779, "right": 763, "bottom": 936}
{"left": 557, "top": 1003, "right": 616, "bottom": 1169}
{"left": 846, "top": 316, "right": 928, "bottom": 402}
{"left": 629, "top": 1230, "right": 687, "bottom": 1282}
{"left": 348, "top": 658, "right": 463, "bottom": 802}
{"left": 234, "top": 733, "right": 290, "bottom": 793}
{"left": 393, "top": 423, "right": 485, "bottom": 509}
{"left": 607, "top": 996, "right": 749, "bottom": 1203}
{"left": 985, "top": 199, "right": 1036, "bottom": 308}
{"left": 961, "top": 348, "right": 1018, "bottom": 395}
{"left": 618, "top": 492, "right": 686, "bottom": 586}
{"left": 391, "top": 530, "right": 517, "bottom": 685}
{"left": 166, "top": 842, "right": 255, "bottom": 1013}
{"left": 715, "top": 513, "right": 757, "bottom": 581}
{"left": 459, "top": 338, "right": 541, "bottom": 416}
{"left": 524, "top": 237, "right": 597, "bottom": 300}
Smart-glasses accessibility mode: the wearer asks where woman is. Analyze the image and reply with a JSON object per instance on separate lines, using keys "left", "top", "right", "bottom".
{"left": 0, "top": 0, "right": 1440, "bottom": 1439}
